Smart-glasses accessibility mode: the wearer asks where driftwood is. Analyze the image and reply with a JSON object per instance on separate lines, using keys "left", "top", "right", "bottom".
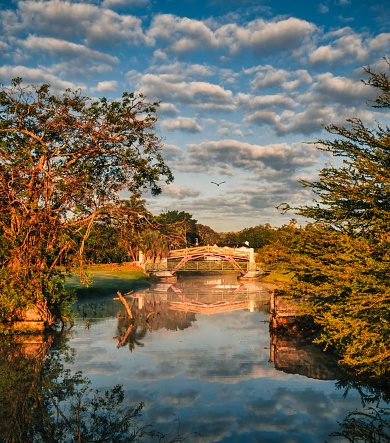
{"left": 113, "top": 291, "right": 134, "bottom": 320}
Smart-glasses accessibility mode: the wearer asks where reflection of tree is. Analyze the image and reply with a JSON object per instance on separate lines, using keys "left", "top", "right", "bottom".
{"left": 0, "top": 335, "right": 54, "bottom": 441}
{"left": 115, "top": 318, "right": 148, "bottom": 351}
{"left": 327, "top": 374, "right": 390, "bottom": 442}
{"left": 0, "top": 334, "right": 190, "bottom": 442}
{"left": 335, "top": 374, "right": 390, "bottom": 407}
{"left": 329, "top": 408, "right": 390, "bottom": 442}
{"left": 115, "top": 304, "right": 196, "bottom": 350}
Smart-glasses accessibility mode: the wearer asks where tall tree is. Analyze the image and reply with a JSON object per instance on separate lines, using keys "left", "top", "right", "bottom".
{"left": 0, "top": 78, "right": 172, "bottom": 326}
{"left": 196, "top": 223, "right": 220, "bottom": 245}
{"left": 273, "top": 60, "right": 390, "bottom": 375}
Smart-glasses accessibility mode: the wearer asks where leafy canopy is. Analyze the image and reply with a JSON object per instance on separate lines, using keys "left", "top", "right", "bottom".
{"left": 0, "top": 78, "right": 172, "bottom": 325}
{"left": 271, "top": 60, "right": 390, "bottom": 376}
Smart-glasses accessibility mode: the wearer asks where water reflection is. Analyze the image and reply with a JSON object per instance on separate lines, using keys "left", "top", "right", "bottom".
{"left": 269, "top": 331, "right": 344, "bottom": 381}
{"left": 111, "top": 277, "right": 271, "bottom": 352}
{"left": 0, "top": 334, "right": 192, "bottom": 442}
{"left": 4, "top": 275, "right": 389, "bottom": 442}
{"left": 113, "top": 277, "right": 343, "bottom": 386}
{"left": 329, "top": 407, "right": 390, "bottom": 441}
{"left": 69, "top": 275, "right": 390, "bottom": 441}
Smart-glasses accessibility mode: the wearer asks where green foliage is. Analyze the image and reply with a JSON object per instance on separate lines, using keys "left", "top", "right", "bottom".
{"left": 220, "top": 224, "right": 275, "bottom": 250}
{"left": 291, "top": 62, "right": 390, "bottom": 233}
{"left": 268, "top": 225, "right": 390, "bottom": 375}
{"left": 276, "top": 60, "right": 390, "bottom": 376}
{"left": 155, "top": 210, "right": 198, "bottom": 246}
{"left": 195, "top": 223, "right": 221, "bottom": 245}
{"left": 83, "top": 223, "right": 128, "bottom": 264}
{"left": 0, "top": 79, "right": 172, "bottom": 327}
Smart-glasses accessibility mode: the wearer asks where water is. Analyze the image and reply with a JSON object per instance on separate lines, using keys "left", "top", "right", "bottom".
{"left": 2, "top": 275, "right": 389, "bottom": 442}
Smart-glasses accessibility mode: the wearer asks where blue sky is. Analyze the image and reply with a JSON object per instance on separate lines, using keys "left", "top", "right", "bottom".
{"left": 0, "top": 0, "right": 389, "bottom": 231}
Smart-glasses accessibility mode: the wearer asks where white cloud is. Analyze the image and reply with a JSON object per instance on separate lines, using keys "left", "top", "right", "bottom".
{"left": 91, "top": 80, "right": 118, "bottom": 92}
{"left": 0, "top": 40, "right": 10, "bottom": 52}
{"left": 160, "top": 143, "right": 186, "bottom": 164}
{"left": 47, "top": 61, "right": 114, "bottom": 78}
{"left": 0, "top": 65, "right": 82, "bottom": 92}
{"left": 249, "top": 66, "right": 312, "bottom": 91}
{"left": 161, "top": 184, "right": 201, "bottom": 199}
{"left": 158, "top": 103, "right": 179, "bottom": 115}
{"left": 161, "top": 116, "right": 203, "bottom": 133}
{"left": 369, "top": 33, "right": 390, "bottom": 51}
{"left": 186, "top": 140, "right": 318, "bottom": 174}
{"left": 138, "top": 74, "right": 235, "bottom": 110}
{"left": 236, "top": 93, "right": 297, "bottom": 110}
{"left": 147, "top": 14, "right": 316, "bottom": 58}
{"left": 102, "top": 0, "right": 150, "bottom": 8}
{"left": 215, "top": 17, "right": 316, "bottom": 56}
{"left": 319, "top": 3, "right": 329, "bottom": 13}
{"left": 309, "top": 29, "right": 390, "bottom": 65}
{"left": 1, "top": 1, "right": 148, "bottom": 47}
{"left": 313, "top": 72, "right": 373, "bottom": 104}
{"left": 149, "top": 61, "right": 215, "bottom": 83}
{"left": 20, "top": 35, "right": 119, "bottom": 63}
{"left": 147, "top": 14, "right": 218, "bottom": 54}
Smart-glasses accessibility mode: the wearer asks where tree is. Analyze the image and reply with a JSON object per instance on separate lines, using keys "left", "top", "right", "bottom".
{"left": 142, "top": 210, "right": 198, "bottom": 257}
{"left": 83, "top": 197, "right": 149, "bottom": 264}
{"left": 273, "top": 60, "right": 390, "bottom": 376}
{"left": 196, "top": 223, "right": 220, "bottom": 245}
{"left": 290, "top": 60, "right": 390, "bottom": 232}
{"left": 219, "top": 224, "right": 276, "bottom": 250}
{"left": 0, "top": 78, "right": 172, "bottom": 327}
{"left": 156, "top": 210, "right": 198, "bottom": 245}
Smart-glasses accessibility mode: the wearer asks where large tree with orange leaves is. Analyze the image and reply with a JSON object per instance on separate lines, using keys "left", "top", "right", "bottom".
{"left": 0, "top": 78, "right": 172, "bottom": 328}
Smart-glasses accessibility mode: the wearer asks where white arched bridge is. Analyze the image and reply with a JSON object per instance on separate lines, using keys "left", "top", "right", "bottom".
{"left": 143, "top": 245, "right": 264, "bottom": 279}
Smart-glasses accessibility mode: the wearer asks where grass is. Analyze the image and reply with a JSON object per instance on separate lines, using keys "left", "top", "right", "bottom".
{"left": 259, "top": 270, "right": 294, "bottom": 285}
{"left": 64, "top": 263, "right": 151, "bottom": 299}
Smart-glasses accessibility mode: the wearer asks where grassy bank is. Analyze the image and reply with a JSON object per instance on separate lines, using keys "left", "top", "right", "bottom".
{"left": 65, "top": 263, "right": 151, "bottom": 299}
{"left": 259, "top": 270, "right": 294, "bottom": 285}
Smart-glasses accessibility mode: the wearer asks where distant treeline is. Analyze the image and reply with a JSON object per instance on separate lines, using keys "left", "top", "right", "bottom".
{"left": 82, "top": 213, "right": 295, "bottom": 265}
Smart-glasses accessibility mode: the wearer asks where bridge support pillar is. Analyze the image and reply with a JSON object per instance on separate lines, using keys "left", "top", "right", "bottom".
{"left": 239, "top": 260, "right": 264, "bottom": 280}
{"left": 154, "top": 270, "right": 177, "bottom": 282}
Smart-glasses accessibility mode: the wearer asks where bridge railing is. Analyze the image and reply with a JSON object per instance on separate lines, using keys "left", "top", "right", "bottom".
{"left": 145, "top": 260, "right": 261, "bottom": 273}
{"left": 167, "top": 245, "right": 251, "bottom": 260}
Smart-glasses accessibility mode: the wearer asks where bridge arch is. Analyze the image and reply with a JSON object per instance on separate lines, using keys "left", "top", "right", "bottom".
{"left": 144, "top": 245, "right": 262, "bottom": 278}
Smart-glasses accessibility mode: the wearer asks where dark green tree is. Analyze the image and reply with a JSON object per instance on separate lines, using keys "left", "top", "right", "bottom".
{"left": 195, "top": 223, "right": 220, "bottom": 245}
{"left": 273, "top": 60, "right": 390, "bottom": 375}
{"left": 157, "top": 210, "right": 198, "bottom": 246}
{"left": 0, "top": 78, "right": 172, "bottom": 328}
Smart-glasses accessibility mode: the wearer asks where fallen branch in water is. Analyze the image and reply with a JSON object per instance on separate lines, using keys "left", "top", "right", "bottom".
{"left": 113, "top": 291, "right": 134, "bottom": 320}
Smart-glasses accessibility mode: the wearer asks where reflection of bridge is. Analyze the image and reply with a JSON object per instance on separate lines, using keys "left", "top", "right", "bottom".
{"left": 143, "top": 245, "right": 263, "bottom": 278}
{"left": 124, "top": 279, "right": 271, "bottom": 316}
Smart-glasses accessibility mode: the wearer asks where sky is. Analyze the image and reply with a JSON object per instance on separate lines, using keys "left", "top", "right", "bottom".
{"left": 0, "top": 0, "right": 389, "bottom": 232}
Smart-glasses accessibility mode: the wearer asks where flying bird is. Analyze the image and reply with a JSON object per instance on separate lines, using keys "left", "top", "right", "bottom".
{"left": 211, "top": 181, "right": 226, "bottom": 186}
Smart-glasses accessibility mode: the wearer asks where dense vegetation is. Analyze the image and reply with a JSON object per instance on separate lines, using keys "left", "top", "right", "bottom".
{"left": 0, "top": 79, "right": 172, "bottom": 328}
{"left": 263, "top": 60, "right": 390, "bottom": 376}
{"left": 82, "top": 210, "right": 220, "bottom": 264}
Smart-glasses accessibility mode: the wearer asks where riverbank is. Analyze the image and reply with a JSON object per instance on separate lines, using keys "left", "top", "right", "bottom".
{"left": 65, "top": 263, "right": 151, "bottom": 299}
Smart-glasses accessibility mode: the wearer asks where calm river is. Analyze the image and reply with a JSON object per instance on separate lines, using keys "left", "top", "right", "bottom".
{"left": 2, "top": 274, "right": 389, "bottom": 442}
